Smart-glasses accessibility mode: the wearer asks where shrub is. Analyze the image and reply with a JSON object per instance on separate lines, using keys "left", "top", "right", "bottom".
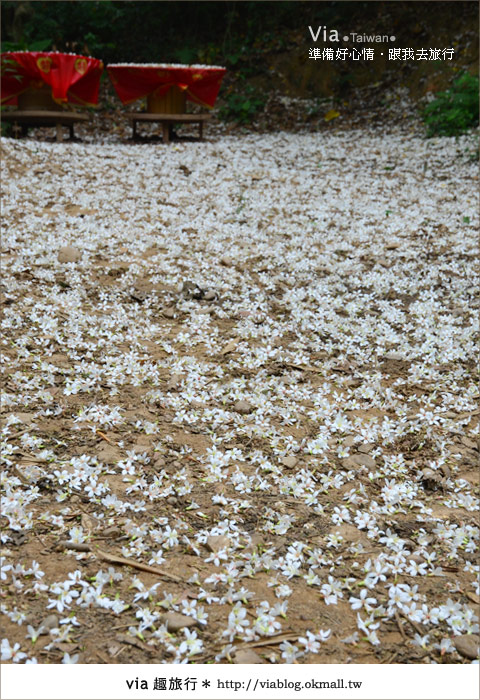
{"left": 423, "top": 72, "right": 479, "bottom": 137}
{"left": 218, "top": 84, "right": 266, "bottom": 124}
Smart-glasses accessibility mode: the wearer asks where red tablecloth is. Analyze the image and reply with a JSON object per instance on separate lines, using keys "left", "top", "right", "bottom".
{"left": 107, "top": 63, "right": 226, "bottom": 108}
{"left": 1, "top": 51, "right": 103, "bottom": 106}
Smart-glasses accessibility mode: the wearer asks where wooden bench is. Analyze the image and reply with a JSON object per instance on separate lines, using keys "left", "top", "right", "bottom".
{"left": 1, "top": 110, "right": 89, "bottom": 142}
{"left": 126, "top": 112, "right": 211, "bottom": 143}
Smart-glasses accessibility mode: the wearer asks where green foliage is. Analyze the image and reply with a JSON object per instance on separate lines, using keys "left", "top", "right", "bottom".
{"left": 0, "top": 1, "right": 331, "bottom": 64}
{"left": 1, "top": 0, "right": 122, "bottom": 61}
{"left": 1, "top": 38, "right": 52, "bottom": 52}
{"left": 1, "top": 117, "right": 13, "bottom": 137}
{"left": 173, "top": 46, "right": 199, "bottom": 65}
{"left": 219, "top": 85, "right": 266, "bottom": 124}
{"left": 422, "top": 72, "right": 479, "bottom": 137}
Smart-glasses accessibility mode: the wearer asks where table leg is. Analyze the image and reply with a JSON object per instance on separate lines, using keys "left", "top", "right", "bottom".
{"left": 56, "top": 123, "right": 63, "bottom": 142}
{"left": 69, "top": 124, "right": 74, "bottom": 140}
{"left": 132, "top": 120, "right": 137, "bottom": 139}
{"left": 162, "top": 122, "right": 170, "bottom": 144}
{"left": 199, "top": 120, "right": 204, "bottom": 140}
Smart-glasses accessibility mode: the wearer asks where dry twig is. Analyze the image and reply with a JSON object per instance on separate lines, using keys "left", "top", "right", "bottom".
{"left": 96, "top": 430, "right": 114, "bottom": 444}
{"left": 96, "top": 548, "right": 183, "bottom": 582}
{"left": 399, "top": 610, "right": 425, "bottom": 637}
{"left": 394, "top": 611, "right": 407, "bottom": 641}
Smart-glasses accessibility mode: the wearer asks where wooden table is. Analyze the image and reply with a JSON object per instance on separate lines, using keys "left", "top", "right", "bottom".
{"left": 1, "top": 110, "right": 89, "bottom": 142}
{"left": 126, "top": 112, "right": 211, "bottom": 143}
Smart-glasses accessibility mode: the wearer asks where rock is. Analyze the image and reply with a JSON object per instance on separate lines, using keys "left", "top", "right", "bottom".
{"left": 160, "top": 612, "right": 198, "bottom": 632}
{"left": 343, "top": 454, "right": 376, "bottom": 469}
{"left": 351, "top": 453, "right": 376, "bottom": 468}
{"left": 440, "top": 464, "right": 451, "bottom": 479}
{"left": 358, "top": 443, "right": 375, "bottom": 454}
{"left": 220, "top": 256, "right": 232, "bottom": 267}
{"left": 107, "top": 642, "right": 122, "bottom": 657}
{"left": 163, "top": 307, "right": 175, "bottom": 319}
{"left": 204, "top": 290, "right": 216, "bottom": 301}
{"left": 101, "top": 526, "right": 122, "bottom": 538}
{"left": 281, "top": 456, "right": 298, "bottom": 469}
{"left": 384, "top": 352, "right": 403, "bottom": 361}
{"left": 461, "top": 436, "right": 478, "bottom": 450}
{"left": 342, "top": 435, "right": 357, "bottom": 448}
{"left": 58, "top": 245, "right": 81, "bottom": 263}
{"left": 233, "top": 649, "right": 265, "bottom": 664}
{"left": 130, "top": 289, "right": 149, "bottom": 303}
{"left": 420, "top": 468, "right": 443, "bottom": 487}
{"left": 206, "top": 535, "right": 231, "bottom": 552}
{"left": 166, "top": 373, "right": 183, "bottom": 391}
{"left": 181, "top": 281, "right": 204, "bottom": 299}
{"left": 233, "top": 400, "right": 253, "bottom": 415}
{"left": 39, "top": 614, "right": 59, "bottom": 635}
{"left": 166, "top": 496, "right": 178, "bottom": 506}
{"left": 453, "top": 635, "right": 479, "bottom": 660}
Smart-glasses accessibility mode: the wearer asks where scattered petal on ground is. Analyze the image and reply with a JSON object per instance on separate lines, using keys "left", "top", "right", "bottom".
{"left": 1, "top": 122, "right": 478, "bottom": 664}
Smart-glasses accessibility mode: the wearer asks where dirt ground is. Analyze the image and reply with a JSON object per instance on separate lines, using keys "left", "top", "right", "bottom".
{"left": 1, "top": 103, "right": 479, "bottom": 666}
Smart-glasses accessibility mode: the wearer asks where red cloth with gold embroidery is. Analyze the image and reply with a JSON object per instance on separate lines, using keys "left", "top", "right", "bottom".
{"left": 1, "top": 52, "right": 103, "bottom": 106}
{"left": 107, "top": 64, "right": 226, "bottom": 108}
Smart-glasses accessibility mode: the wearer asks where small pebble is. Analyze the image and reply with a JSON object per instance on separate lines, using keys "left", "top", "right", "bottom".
{"left": 204, "top": 290, "right": 216, "bottom": 301}
{"left": 181, "top": 281, "right": 203, "bottom": 298}
{"left": 351, "top": 453, "right": 376, "bottom": 468}
{"left": 234, "top": 649, "right": 265, "bottom": 664}
{"left": 358, "top": 443, "right": 375, "bottom": 454}
{"left": 101, "top": 526, "right": 122, "bottom": 538}
{"left": 253, "top": 314, "right": 265, "bottom": 325}
{"left": 166, "top": 373, "right": 183, "bottom": 391}
{"left": 343, "top": 454, "right": 376, "bottom": 469}
{"left": 343, "top": 435, "right": 357, "bottom": 448}
{"left": 39, "top": 614, "right": 59, "bottom": 634}
{"left": 220, "top": 256, "right": 232, "bottom": 266}
{"left": 57, "top": 245, "right": 81, "bottom": 263}
{"left": 281, "top": 456, "right": 298, "bottom": 469}
{"left": 160, "top": 612, "right": 198, "bottom": 632}
{"left": 206, "top": 535, "right": 231, "bottom": 552}
{"left": 238, "top": 309, "right": 251, "bottom": 318}
{"left": 453, "top": 635, "right": 479, "bottom": 660}
{"left": 384, "top": 352, "right": 403, "bottom": 361}
{"left": 234, "top": 400, "right": 253, "bottom": 414}
{"left": 163, "top": 307, "right": 175, "bottom": 319}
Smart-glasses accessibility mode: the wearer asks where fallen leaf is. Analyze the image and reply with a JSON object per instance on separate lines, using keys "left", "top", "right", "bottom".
{"left": 324, "top": 109, "right": 340, "bottom": 122}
